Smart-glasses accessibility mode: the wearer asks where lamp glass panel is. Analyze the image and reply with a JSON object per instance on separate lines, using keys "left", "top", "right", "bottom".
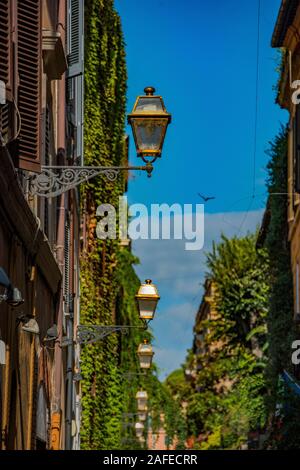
{"left": 135, "top": 97, "right": 163, "bottom": 112}
{"left": 137, "top": 398, "right": 148, "bottom": 411}
{"left": 132, "top": 119, "right": 168, "bottom": 153}
{"left": 138, "top": 298, "right": 158, "bottom": 319}
{"left": 139, "top": 355, "right": 152, "bottom": 369}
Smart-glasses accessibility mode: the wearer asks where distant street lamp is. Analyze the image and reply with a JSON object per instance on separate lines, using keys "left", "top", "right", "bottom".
{"left": 135, "top": 279, "right": 160, "bottom": 321}
{"left": 136, "top": 390, "right": 148, "bottom": 412}
{"left": 0, "top": 267, "right": 24, "bottom": 307}
{"left": 137, "top": 411, "right": 148, "bottom": 422}
{"left": 135, "top": 422, "right": 144, "bottom": 438}
{"left": 137, "top": 339, "right": 154, "bottom": 369}
{"left": 128, "top": 87, "right": 171, "bottom": 162}
{"left": 76, "top": 279, "right": 160, "bottom": 345}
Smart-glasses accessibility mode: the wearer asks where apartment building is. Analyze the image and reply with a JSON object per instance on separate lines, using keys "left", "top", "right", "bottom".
{"left": 0, "top": 0, "right": 83, "bottom": 449}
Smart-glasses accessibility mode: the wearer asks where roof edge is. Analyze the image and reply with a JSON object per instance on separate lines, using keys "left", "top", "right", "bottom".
{"left": 272, "top": 0, "right": 299, "bottom": 48}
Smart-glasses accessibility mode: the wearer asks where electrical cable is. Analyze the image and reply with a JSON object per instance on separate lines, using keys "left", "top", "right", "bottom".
{"left": 238, "top": 0, "right": 261, "bottom": 234}
{"left": 252, "top": 0, "right": 261, "bottom": 198}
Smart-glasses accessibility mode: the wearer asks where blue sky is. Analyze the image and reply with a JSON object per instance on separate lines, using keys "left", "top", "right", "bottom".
{"left": 114, "top": 0, "right": 288, "bottom": 378}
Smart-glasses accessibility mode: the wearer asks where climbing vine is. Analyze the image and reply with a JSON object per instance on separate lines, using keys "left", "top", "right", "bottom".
{"left": 264, "top": 127, "right": 300, "bottom": 449}
{"left": 179, "top": 234, "right": 270, "bottom": 449}
{"left": 80, "top": 0, "right": 131, "bottom": 450}
{"left": 80, "top": 0, "right": 184, "bottom": 449}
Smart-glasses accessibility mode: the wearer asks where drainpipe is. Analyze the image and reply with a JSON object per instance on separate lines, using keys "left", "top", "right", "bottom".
{"left": 65, "top": 291, "right": 74, "bottom": 450}
{"left": 65, "top": 201, "right": 75, "bottom": 450}
{"left": 50, "top": 0, "right": 66, "bottom": 450}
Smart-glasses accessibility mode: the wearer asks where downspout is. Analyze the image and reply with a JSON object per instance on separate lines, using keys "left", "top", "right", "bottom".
{"left": 65, "top": 204, "right": 74, "bottom": 450}
{"left": 50, "top": 0, "right": 66, "bottom": 451}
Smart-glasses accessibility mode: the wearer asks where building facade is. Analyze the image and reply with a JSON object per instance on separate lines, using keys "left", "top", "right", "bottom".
{"left": 0, "top": 0, "right": 83, "bottom": 450}
{"left": 191, "top": 280, "right": 221, "bottom": 390}
{"left": 272, "top": 0, "right": 300, "bottom": 320}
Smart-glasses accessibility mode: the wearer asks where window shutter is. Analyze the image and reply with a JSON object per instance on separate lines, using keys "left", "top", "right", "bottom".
{"left": 67, "top": 0, "right": 84, "bottom": 78}
{"left": 17, "top": 0, "right": 42, "bottom": 173}
{"left": 0, "top": 101, "right": 13, "bottom": 144}
{"left": 295, "top": 105, "right": 300, "bottom": 193}
{"left": 0, "top": 0, "right": 14, "bottom": 144}
{"left": 67, "top": 75, "right": 84, "bottom": 164}
{"left": 0, "top": 0, "right": 11, "bottom": 88}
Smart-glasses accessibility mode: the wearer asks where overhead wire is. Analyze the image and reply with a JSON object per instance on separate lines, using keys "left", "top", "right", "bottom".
{"left": 238, "top": 0, "right": 261, "bottom": 234}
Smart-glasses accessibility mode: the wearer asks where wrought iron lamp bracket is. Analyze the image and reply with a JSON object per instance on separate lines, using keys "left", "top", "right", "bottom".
{"left": 26, "top": 163, "right": 154, "bottom": 198}
{"left": 77, "top": 323, "right": 148, "bottom": 345}
{"left": 122, "top": 372, "right": 148, "bottom": 379}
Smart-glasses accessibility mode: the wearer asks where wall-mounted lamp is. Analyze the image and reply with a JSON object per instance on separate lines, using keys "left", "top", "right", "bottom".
{"left": 137, "top": 339, "right": 154, "bottom": 369}
{"left": 0, "top": 267, "right": 24, "bottom": 307}
{"left": 22, "top": 318, "right": 40, "bottom": 335}
{"left": 44, "top": 324, "right": 59, "bottom": 342}
{"left": 135, "top": 422, "right": 145, "bottom": 439}
{"left": 128, "top": 87, "right": 171, "bottom": 163}
{"left": 27, "top": 87, "right": 172, "bottom": 198}
{"left": 135, "top": 279, "right": 160, "bottom": 321}
{"left": 136, "top": 390, "right": 148, "bottom": 412}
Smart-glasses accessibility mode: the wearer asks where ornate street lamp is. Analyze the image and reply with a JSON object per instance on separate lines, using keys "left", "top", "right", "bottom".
{"left": 135, "top": 422, "right": 144, "bottom": 439}
{"left": 135, "top": 279, "right": 160, "bottom": 321}
{"left": 137, "top": 339, "right": 154, "bottom": 369}
{"left": 27, "top": 87, "right": 171, "bottom": 198}
{"left": 137, "top": 411, "right": 148, "bottom": 422}
{"left": 75, "top": 279, "right": 160, "bottom": 345}
{"left": 0, "top": 267, "right": 24, "bottom": 307}
{"left": 136, "top": 390, "right": 148, "bottom": 412}
{"left": 128, "top": 87, "right": 171, "bottom": 162}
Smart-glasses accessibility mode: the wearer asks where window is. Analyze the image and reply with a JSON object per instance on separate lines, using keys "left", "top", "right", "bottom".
{"left": 17, "top": 0, "right": 42, "bottom": 173}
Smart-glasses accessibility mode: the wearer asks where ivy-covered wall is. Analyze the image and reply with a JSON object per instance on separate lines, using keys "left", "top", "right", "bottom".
{"left": 80, "top": 0, "right": 184, "bottom": 450}
{"left": 80, "top": 0, "right": 129, "bottom": 449}
{"left": 264, "top": 127, "right": 300, "bottom": 449}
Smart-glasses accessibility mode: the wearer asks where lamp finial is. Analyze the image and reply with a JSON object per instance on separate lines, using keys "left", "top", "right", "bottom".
{"left": 144, "top": 86, "right": 155, "bottom": 96}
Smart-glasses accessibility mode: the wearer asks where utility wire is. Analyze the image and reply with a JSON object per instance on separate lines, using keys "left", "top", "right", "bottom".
{"left": 252, "top": 0, "right": 261, "bottom": 198}
{"left": 238, "top": 0, "right": 261, "bottom": 234}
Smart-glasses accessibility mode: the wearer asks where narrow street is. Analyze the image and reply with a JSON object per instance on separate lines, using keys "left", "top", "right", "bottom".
{"left": 0, "top": 0, "right": 300, "bottom": 459}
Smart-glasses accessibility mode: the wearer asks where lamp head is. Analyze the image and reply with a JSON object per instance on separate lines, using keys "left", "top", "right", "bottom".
{"left": 137, "top": 339, "right": 154, "bottom": 369}
{"left": 0, "top": 267, "right": 24, "bottom": 307}
{"left": 6, "top": 287, "right": 24, "bottom": 307}
{"left": 0, "top": 267, "right": 11, "bottom": 290}
{"left": 128, "top": 87, "right": 171, "bottom": 162}
{"left": 135, "top": 279, "right": 160, "bottom": 321}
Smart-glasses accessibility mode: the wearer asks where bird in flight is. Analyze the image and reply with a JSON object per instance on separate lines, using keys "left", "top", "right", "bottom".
{"left": 197, "top": 193, "right": 216, "bottom": 202}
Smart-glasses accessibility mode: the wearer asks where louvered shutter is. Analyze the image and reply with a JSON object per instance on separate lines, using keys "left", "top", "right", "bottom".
{"left": 0, "top": 102, "right": 13, "bottom": 144}
{"left": 294, "top": 105, "right": 300, "bottom": 193}
{"left": 0, "top": 0, "right": 11, "bottom": 88}
{"left": 17, "top": 0, "right": 42, "bottom": 173}
{"left": 0, "top": 0, "right": 14, "bottom": 144}
{"left": 67, "top": 0, "right": 84, "bottom": 78}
